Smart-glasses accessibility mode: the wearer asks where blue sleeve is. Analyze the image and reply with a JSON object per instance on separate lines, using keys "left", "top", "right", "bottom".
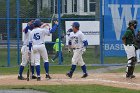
{"left": 83, "top": 40, "right": 88, "bottom": 47}
{"left": 29, "top": 42, "right": 32, "bottom": 52}
{"left": 24, "top": 25, "right": 30, "bottom": 34}
{"left": 49, "top": 24, "right": 58, "bottom": 33}
{"left": 24, "top": 23, "right": 34, "bottom": 34}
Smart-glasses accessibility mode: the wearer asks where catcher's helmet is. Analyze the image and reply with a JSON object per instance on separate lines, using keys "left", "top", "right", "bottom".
{"left": 72, "top": 22, "right": 80, "bottom": 28}
{"left": 128, "top": 20, "right": 138, "bottom": 29}
{"left": 33, "top": 19, "right": 41, "bottom": 27}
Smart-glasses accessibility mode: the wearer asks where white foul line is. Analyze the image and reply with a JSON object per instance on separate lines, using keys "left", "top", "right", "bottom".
{"left": 51, "top": 78, "right": 140, "bottom": 86}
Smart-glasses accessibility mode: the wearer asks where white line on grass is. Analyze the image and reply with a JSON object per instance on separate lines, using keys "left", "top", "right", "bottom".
{"left": 51, "top": 78, "right": 140, "bottom": 86}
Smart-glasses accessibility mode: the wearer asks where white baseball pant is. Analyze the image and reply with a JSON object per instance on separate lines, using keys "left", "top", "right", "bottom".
{"left": 32, "top": 44, "right": 49, "bottom": 66}
{"left": 123, "top": 44, "right": 136, "bottom": 59}
{"left": 20, "top": 45, "right": 35, "bottom": 66}
{"left": 72, "top": 48, "right": 85, "bottom": 66}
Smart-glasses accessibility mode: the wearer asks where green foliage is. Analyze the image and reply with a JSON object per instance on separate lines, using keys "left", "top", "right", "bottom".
{"left": 39, "top": 7, "right": 52, "bottom": 18}
{"left": 20, "top": 0, "right": 37, "bottom": 18}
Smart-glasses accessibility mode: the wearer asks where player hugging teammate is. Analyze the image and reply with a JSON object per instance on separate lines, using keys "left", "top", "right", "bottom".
{"left": 18, "top": 19, "right": 58, "bottom": 81}
{"left": 18, "top": 20, "right": 37, "bottom": 80}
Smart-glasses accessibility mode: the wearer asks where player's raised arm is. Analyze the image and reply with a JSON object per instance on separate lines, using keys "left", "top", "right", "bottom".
{"left": 49, "top": 20, "right": 58, "bottom": 33}
{"left": 23, "top": 20, "right": 34, "bottom": 34}
{"left": 41, "top": 20, "right": 58, "bottom": 35}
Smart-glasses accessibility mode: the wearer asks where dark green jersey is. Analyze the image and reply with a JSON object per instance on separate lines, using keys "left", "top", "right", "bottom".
{"left": 122, "top": 28, "right": 135, "bottom": 45}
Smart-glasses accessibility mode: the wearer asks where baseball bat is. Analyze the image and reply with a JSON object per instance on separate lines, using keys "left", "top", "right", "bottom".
{"left": 27, "top": 54, "right": 31, "bottom": 81}
{"left": 27, "top": 64, "right": 30, "bottom": 81}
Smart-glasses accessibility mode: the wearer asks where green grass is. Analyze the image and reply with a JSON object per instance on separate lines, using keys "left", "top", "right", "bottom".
{"left": 0, "top": 48, "right": 19, "bottom": 66}
{"left": 49, "top": 47, "right": 101, "bottom": 65}
{"left": 104, "top": 56, "right": 127, "bottom": 64}
{"left": 0, "top": 85, "right": 139, "bottom": 93}
{"left": 0, "top": 47, "right": 127, "bottom": 67}
{"left": 108, "top": 64, "right": 140, "bottom": 73}
{"left": 0, "top": 66, "right": 101, "bottom": 75}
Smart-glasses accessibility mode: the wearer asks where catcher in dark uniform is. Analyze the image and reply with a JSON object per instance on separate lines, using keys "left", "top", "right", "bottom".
{"left": 122, "top": 20, "right": 138, "bottom": 78}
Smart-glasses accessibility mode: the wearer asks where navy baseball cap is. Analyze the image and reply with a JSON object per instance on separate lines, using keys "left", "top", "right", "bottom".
{"left": 33, "top": 19, "right": 41, "bottom": 27}
{"left": 72, "top": 22, "right": 80, "bottom": 27}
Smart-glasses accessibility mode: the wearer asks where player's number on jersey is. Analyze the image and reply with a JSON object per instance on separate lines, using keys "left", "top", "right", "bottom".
{"left": 33, "top": 33, "right": 40, "bottom": 40}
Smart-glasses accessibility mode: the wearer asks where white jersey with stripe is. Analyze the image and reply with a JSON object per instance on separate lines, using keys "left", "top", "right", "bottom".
{"left": 69, "top": 30, "right": 86, "bottom": 48}
{"left": 29, "top": 27, "right": 50, "bottom": 45}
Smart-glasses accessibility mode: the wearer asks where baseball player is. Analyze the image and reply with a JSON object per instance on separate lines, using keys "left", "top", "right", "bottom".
{"left": 122, "top": 20, "right": 138, "bottom": 78}
{"left": 66, "top": 22, "right": 88, "bottom": 78}
{"left": 18, "top": 20, "right": 37, "bottom": 80}
{"left": 135, "top": 30, "right": 140, "bottom": 63}
{"left": 29, "top": 19, "right": 58, "bottom": 81}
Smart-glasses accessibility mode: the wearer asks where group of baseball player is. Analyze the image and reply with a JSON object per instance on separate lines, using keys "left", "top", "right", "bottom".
{"left": 18, "top": 18, "right": 140, "bottom": 81}
{"left": 18, "top": 19, "right": 88, "bottom": 81}
{"left": 122, "top": 20, "right": 140, "bottom": 79}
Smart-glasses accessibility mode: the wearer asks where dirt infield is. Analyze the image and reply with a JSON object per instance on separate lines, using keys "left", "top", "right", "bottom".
{"left": 0, "top": 73, "right": 140, "bottom": 90}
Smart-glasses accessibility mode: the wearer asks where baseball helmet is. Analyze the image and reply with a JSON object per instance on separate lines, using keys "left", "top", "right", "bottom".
{"left": 128, "top": 20, "right": 138, "bottom": 29}
{"left": 72, "top": 22, "right": 80, "bottom": 28}
{"left": 33, "top": 19, "right": 42, "bottom": 27}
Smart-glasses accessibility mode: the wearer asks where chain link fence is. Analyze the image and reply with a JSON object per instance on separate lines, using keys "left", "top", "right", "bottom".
{"left": 0, "top": 0, "right": 100, "bottom": 67}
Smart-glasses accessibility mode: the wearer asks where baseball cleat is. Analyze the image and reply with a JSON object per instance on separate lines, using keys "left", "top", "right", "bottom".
{"left": 18, "top": 76, "right": 27, "bottom": 80}
{"left": 66, "top": 73, "right": 73, "bottom": 78}
{"left": 46, "top": 74, "right": 51, "bottom": 79}
{"left": 37, "top": 77, "right": 41, "bottom": 81}
{"left": 130, "top": 75, "right": 135, "bottom": 79}
{"left": 32, "top": 75, "right": 37, "bottom": 79}
{"left": 126, "top": 74, "right": 135, "bottom": 79}
{"left": 81, "top": 73, "right": 88, "bottom": 78}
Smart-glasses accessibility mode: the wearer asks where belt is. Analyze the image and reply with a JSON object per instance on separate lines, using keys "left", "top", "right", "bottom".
{"left": 23, "top": 45, "right": 29, "bottom": 47}
{"left": 73, "top": 48, "right": 80, "bottom": 50}
{"left": 127, "top": 44, "right": 133, "bottom": 46}
{"left": 40, "top": 43, "right": 44, "bottom": 45}
{"left": 33, "top": 43, "right": 44, "bottom": 45}
{"left": 37, "top": 43, "right": 44, "bottom": 45}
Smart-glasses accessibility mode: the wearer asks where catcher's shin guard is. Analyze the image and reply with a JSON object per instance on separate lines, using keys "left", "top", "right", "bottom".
{"left": 126, "top": 66, "right": 132, "bottom": 77}
{"left": 126, "top": 57, "right": 136, "bottom": 78}
{"left": 130, "top": 57, "right": 136, "bottom": 75}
